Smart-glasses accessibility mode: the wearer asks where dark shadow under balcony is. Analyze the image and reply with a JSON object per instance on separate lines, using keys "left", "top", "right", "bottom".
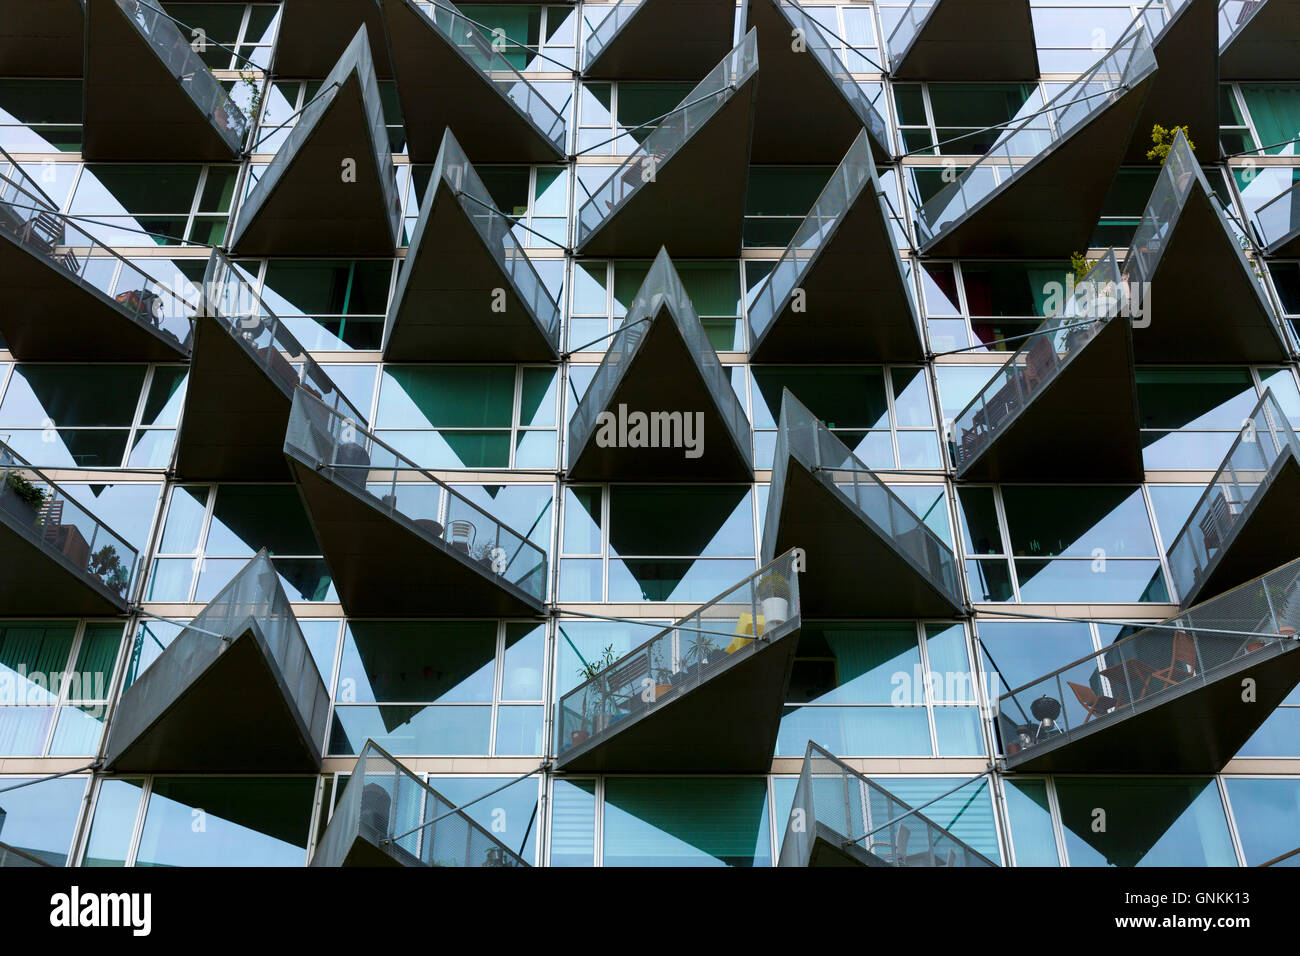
{"left": 950, "top": 251, "right": 1143, "bottom": 482}
{"left": 747, "top": 130, "right": 924, "bottom": 364}
{"left": 761, "top": 390, "right": 964, "bottom": 617}
{"left": 284, "top": 388, "right": 548, "bottom": 617}
{"left": 744, "top": 0, "right": 891, "bottom": 163}
{"left": 229, "top": 25, "right": 401, "bottom": 256}
{"left": 555, "top": 551, "right": 803, "bottom": 773}
{"left": 915, "top": 24, "right": 1156, "bottom": 256}
{"left": 83, "top": 0, "right": 249, "bottom": 161}
{"left": 567, "top": 249, "right": 754, "bottom": 481}
{"left": 102, "top": 551, "right": 330, "bottom": 773}
{"left": 887, "top": 0, "right": 1037, "bottom": 81}
{"left": 0, "top": 441, "right": 138, "bottom": 616}
{"left": 779, "top": 743, "right": 998, "bottom": 867}
{"left": 1254, "top": 179, "right": 1300, "bottom": 258}
{"left": 0, "top": 160, "right": 196, "bottom": 361}
{"left": 0, "top": 0, "right": 84, "bottom": 76}
{"left": 1219, "top": 0, "right": 1300, "bottom": 79}
{"left": 380, "top": 0, "right": 567, "bottom": 163}
{"left": 1124, "top": 0, "right": 1219, "bottom": 164}
{"left": 275, "top": 0, "right": 392, "bottom": 78}
{"left": 574, "top": 31, "right": 757, "bottom": 257}
{"left": 312, "top": 741, "right": 529, "bottom": 866}
{"left": 1167, "top": 390, "right": 1300, "bottom": 608}
{"left": 583, "top": 0, "right": 736, "bottom": 79}
{"left": 175, "top": 250, "right": 369, "bottom": 481}
{"left": 998, "top": 556, "right": 1300, "bottom": 774}
{"left": 381, "top": 129, "right": 560, "bottom": 361}
{"left": 1124, "top": 130, "right": 1287, "bottom": 363}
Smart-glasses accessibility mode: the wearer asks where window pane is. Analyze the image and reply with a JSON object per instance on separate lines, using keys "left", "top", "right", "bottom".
{"left": 603, "top": 778, "right": 771, "bottom": 867}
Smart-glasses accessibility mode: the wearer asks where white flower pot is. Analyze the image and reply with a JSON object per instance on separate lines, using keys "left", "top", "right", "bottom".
{"left": 761, "top": 597, "right": 789, "bottom": 627}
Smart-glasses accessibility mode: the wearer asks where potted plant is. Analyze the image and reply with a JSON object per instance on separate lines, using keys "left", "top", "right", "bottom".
{"left": 651, "top": 667, "right": 674, "bottom": 700}
{"left": 4, "top": 470, "right": 46, "bottom": 511}
{"left": 577, "top": 644, "right": 619, "bottom": 734}
{"left": 756, "top": 571, "right": 791, "bottom": 628}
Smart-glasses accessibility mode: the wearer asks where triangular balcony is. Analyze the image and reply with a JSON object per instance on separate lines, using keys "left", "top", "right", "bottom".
{"left": 887, "top": 0, "right": 1038, "bottom": 81}
{"left": 583, "top": 0, "right": 737, "bottom": 79}
{"left": 950, "top": 251, "right": 1143, "bottom": 482}
{"left": 747, "top": 130, "right": 924, "bottom": 364}
{"left": 574, "top": 31, "right": 758, "bottom": 257}
{"left": 1254, "top": 179, "right": 1300, "bottom": 258}
{"left": 102, "top": 551, "right": 330, "bottom": 773}
{"left": 1124, "top": 130, "right": 1287, "bottom": 362}
{"left": 998, "top": 556, "right": 1300, "bottom": 773}
{"left": 274, "top": 0, "right": 391, "bottom": 79}
{"left": 1125, "top": 0, "right": 1219, "bottom": 163}
{"left": 1220, "top": 0, "right": 1300, "bottom": 79}
{"left": 0, "top": 160, "right": 195, "bottom": 361}
{"left": 381, "top": 129, "right": 561, "bottom": 361}
{"left": 284, "top": 388, "right": 548, "bottom": 617}
{"left": 229, "top": 25, "right": 401, "bottom": 256}
{"left": 555, "top": 550, "right": 803, "bottom": 773}
{"left": 83, "top": 0, "right": 250, "bottom": 161}
{"left": 743, "top": 0, "right": 891, "bottom": 163}
{"left": 0, "top": 440, "right": 138, "bottom": 616}
{"left": 915, "top": 24, "right": 1156, "bottom": 256}
{"left": 1166, "top": 390, "right": 1300, "bottom": 607}
{"left": 778, "top": 743, "right": 998, "bottom": 867}
{"left": 312, "top": 740, "right": 529, "bottom": 867}
{"left": 567, "top": 249, "right": 754, "bottom": 481}
{"left": 175, "top": 250, "right": 370, "bottom": 481}
{"left": 761, "top": 390, "right": 964, "bottom": 617}
{"left": 380, "top": 0, "right": 567, "bottom": 162}
{"left": 0, "top": 0, "right": 84, "bottom": 76}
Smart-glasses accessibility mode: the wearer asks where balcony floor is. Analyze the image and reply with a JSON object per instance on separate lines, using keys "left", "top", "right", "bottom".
{"left": 583, "top": 0, "right": 736, "bottom": 79}
{"left": 891, "top": 0, "right": 1038, "bottom": 81}
{"left": 1220, "top": 0, "right": 1300, "bottom": 79}
{"left": 0, "top": 0, "right": 83, "bottom": 76}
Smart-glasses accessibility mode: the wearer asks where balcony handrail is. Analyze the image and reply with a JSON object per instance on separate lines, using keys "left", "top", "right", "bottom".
{"left": 575, "top": 30, "right": 758, "bottom": 247}
{"left": 916, "top": 20, "right": 1155, "bottom": 245}
{"left": 201, "top": 250, "right": 369, "bottom": 427}
{"left": 285, "top": 388, "right": 548, "bottom": 603}
{"left": 886, "top": 0, "right": 935, "bottom": 68}
{"left": 0, "top": 438, "right": 139, "bottom": 601}
{"left": 583, "top": 0, "right": 642, "bottom": 68}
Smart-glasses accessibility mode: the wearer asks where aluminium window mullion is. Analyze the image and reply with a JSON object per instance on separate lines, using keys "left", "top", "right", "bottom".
{"left": 124, "top": 776, "right": 153, "bottom": 867}
{"left": 187, "top": 485, "right": 220, "bottom": 603}
{"left": 990, "top": 485, "right": 1022, "bottom": 602}
{"left": 1043, "top": 774, "right": 1070, "bottom": 866}
{"left": 916, "top": 619, "right": 940, "bottom": 757}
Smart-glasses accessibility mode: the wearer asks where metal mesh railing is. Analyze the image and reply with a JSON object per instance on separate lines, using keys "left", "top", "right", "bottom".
{"left": 431, "top": 132, "right": 560, "bottom": 346}
{"left": 915, "top": 23, "right": 1155, "bottom": 245}
{"left": 1167, "top": 390, "right": 1300, "bottom": 603}
{"left": 998, "top": 557, "right": 1300, "bottom": 764}
{"left": 780, "top": 742, "right": 997, "bottom": 867}
{"left": 318, "top": 740, "right": 528, "bottom": 866}
{"left": 568, "top": 250, "right": 753, "bottom": 470}
{"left": 950, "top": 250, "right": 1124, "bottom": 473}
{"left": 202, "top": 250, "right": 368, "bottom": 426}
{"left": 0, "top": 159, "right": 199, "bottom": 352}
{"left": 0, "top": 440, "right": 138, "bottom": 602}
{"left": 557, "top": 549, "right": 802, "bottom": 760}
{"left": 1254, "top": 179, "right": 1300, "bottom": 253}
{"left": 284, "top": 388, "right": 548, "bottom": 606}
{"left": 764, "top": 393, "right": 961, "bottom": 605}
{"left": 575, "top": 30, "right": 758, "bottom": 248}
{"left": 116, "top": 0, "right": 249, "bottom": 153}
{"left": 583, "top": 0, "right": 642, "bottom": 69}
{"left": 886, "top": 0, "right": 937, "bottom": 69}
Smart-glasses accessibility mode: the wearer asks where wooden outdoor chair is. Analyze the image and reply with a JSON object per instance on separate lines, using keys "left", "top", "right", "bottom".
{"left": 1067, "top": 680, "right": 1116, "bottom": 722}
{"left": 1149, "top": 631, "right": 1198, "bottom": 689}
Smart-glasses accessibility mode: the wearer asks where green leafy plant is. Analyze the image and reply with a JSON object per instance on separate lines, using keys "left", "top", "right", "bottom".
{"left": 4, "top": 471, "right": 46, "bottom": 509}
{"left": 577, "top": 643, "right": 619, "bottom": 683}
{"left": 237, "top": 70, "right": 266, "bottom": 123}
{"left": 757, "top": 571, "right": 790, "bottom": 602}
{"left": 1070, "top": 251, "right": 1095, "bottom": 283}
{"left": 1147, "top": 124, "right": 1195, "bottom": 164}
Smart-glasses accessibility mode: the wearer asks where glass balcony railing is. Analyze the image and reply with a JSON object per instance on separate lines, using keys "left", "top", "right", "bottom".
{"left": 433, "top": 131, "right": 561, "bottom": 347}
{"left": 556, "top": 549, "right": 803, "bottom": 761}
{"left": 1123, "top": 129, "right": 1202, "bottom": 288}
{"left": 568, "top": 250, "right": 753, "bottom": 471}
{"left": 284, "top": 388, "right": 548, "bottom": 606}
{"left": 886, "top": 0, "right": 936, "bottom": 69}
{"left": 411, "top": 0, "right": 566, "bottom": 154}
{"left": 771, "top": 1, "right": 890, "bottom": 155}
{"left": 575, "top": 30, "right": 758, "bottom": 249}
{"left": 780, "top": 742, "right": 997, "bottom": 867}
{"left": 746, "top": 129, "right": 915, "bottom": 348}
{"left": 202, "top": 250, "right": 369, "bottom": 426}
{"left": 583, "top": 0, "right": 641, "bottom": 69}
{"left": 0, "top": 155, "right": 199, "bottom": 353}
{"left": 117, "top": 0, "right": 249, "bottom": 153}
{"left": 998, "top": 556, "right": 1300, "bottom": 767}
{"left": 770, "top": 394, "right": 962, "bottom": 606}
{"left": 107, "top": 550, "right": 330, "bottom": 764}
{"left": 1166, "top": 390, "right": 1300, "bottom": 603}
{"left": 0, "top": 439, "right": 139, "bottom": 604}
{"left": 1219, "top": 0, "right": 1266, "bottom": 47}
{"left": 950, "top": 250, "right": 1124, "bottom": 473}
{"left": 915, "top": 23, "right": 1155, "bottom": 246}
{"left": 314, "top": 740, "right": 529, "bottom": 867}
{"left": 1253, "top": 180, "right": 1300, "bottom": 252}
